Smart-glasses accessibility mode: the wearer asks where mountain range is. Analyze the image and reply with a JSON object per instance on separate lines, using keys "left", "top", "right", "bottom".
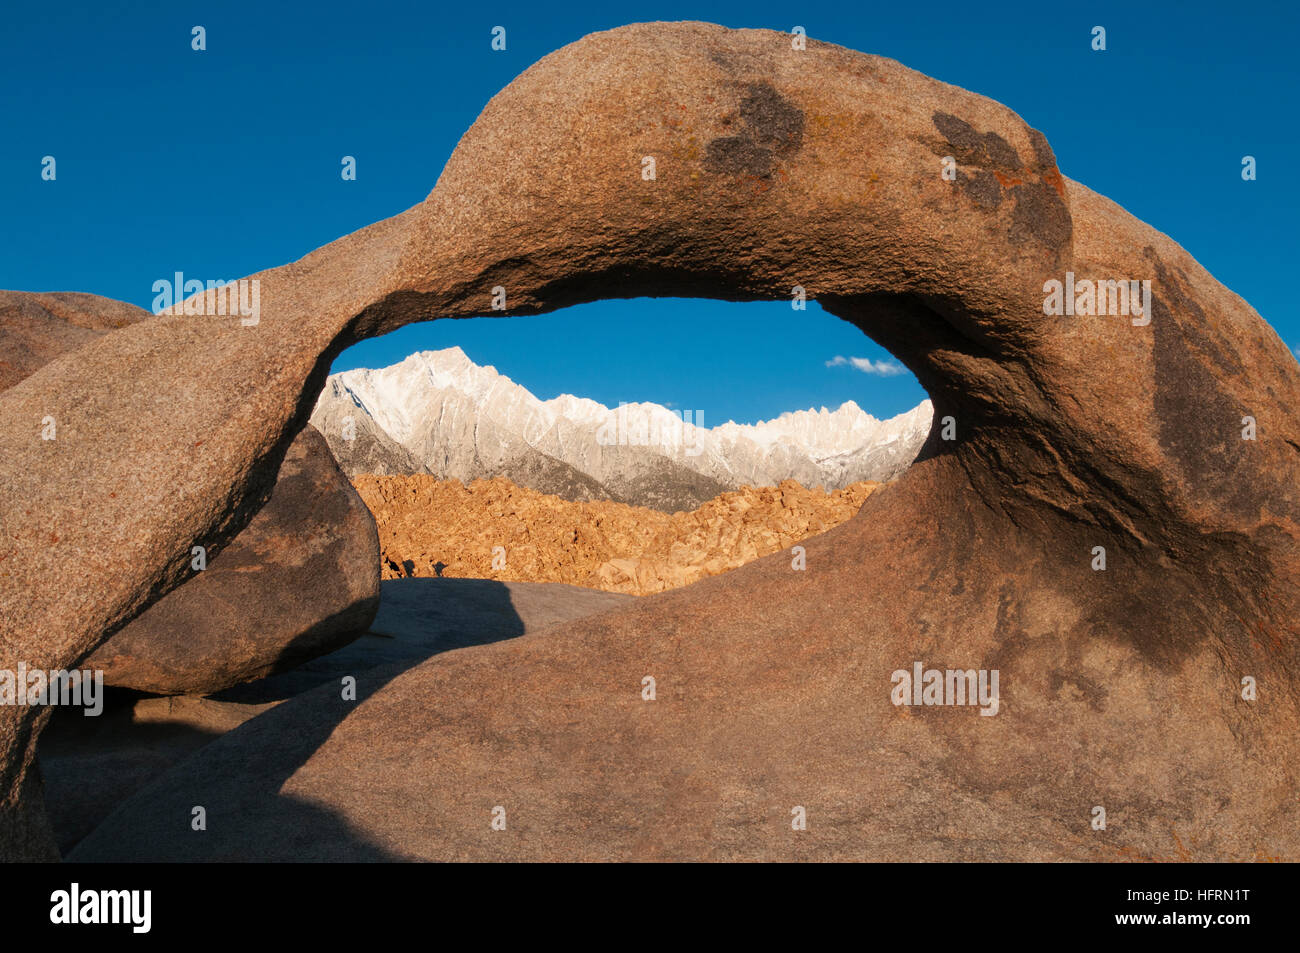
{"left": 309, "top": 347, "right": 931, "bottom": 512}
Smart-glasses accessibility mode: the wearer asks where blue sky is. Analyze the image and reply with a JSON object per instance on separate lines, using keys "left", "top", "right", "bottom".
{"left": 2, "top": 1, "right": 1295, "bottom": 424}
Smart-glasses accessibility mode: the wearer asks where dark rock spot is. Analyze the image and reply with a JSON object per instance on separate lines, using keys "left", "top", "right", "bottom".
{"left": 1149, "top": 255, "right": 1259, "bottom": 519}
{"left": 1027, "top": 127, "right": 1057, "bottom": 171}
{"left": 959, "top": 170, "right": 1003, "bottom": 209}
{"left": 739, "top": 82, "right": 804, "bottom": 155}
{"left": 1048, "top": 668, "right": 1109, "bottom": 712}
{"left": 932, "top": 111, "right": 1021, "bottom": 171}
{"left": 703, "top": 82, "right": 804, "bottom": 179}
{"left": 704, "top": 136, "right": 773, "bottom": 176}
{"left": 1150, "top": 255, "right": 1243, "bottom": 378}
{"left": 932, "top": 111, "right": 1070, "bottom": 247}
{"left": 983, "top": 134, "right": 1020, "bottom": 170}
{"left": 1008, "top": 181, "right": 1072, "bottom": 248}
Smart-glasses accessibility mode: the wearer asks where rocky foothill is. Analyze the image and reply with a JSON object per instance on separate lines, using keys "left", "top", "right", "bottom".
{"left": 354, "top": 474, "right": 878, "bottom": 595}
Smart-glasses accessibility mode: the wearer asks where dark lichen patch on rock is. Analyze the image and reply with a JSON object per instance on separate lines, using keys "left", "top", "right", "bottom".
{"left": 1025, "top": 127, "right": 1068, "bottom": 200}
{"left": 928, "top": 112, "right": 1071, "bottom": 249}
{"left": 739, "top": 82, "right": 804, "bottom": 153}
{"left": 1008, "top": 181, "right": 1072, "bottom": 248}
{"left": 1027, "top": 128, "right": 1057, "bottom": 173}
{"left": 704, "top": 136, "right": 774, "bottom": 176}
{"left": 958, "top": 169, "right": 1004, "bottom": 209}
{"left": 1149, "top": 258, "right": 1261, "bottom": 519}
{"left": 703, "top": 82, "right": 804, "bottom": 178}
{"left": 932, "top": 111, "right": 1021, "bottom": 171}
{"left": 1146, "top": 251, "right": 1245, "bottom": 379}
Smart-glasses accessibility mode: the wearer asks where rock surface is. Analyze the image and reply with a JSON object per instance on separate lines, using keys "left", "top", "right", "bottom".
{"left": 0, "top": 291, "right": 149, "bottom": 390}
{"left": 3, "top": 22, "right": 1299, "bottom": 860}
{"left": 356, "top": 473, "right": 877, "bottom": 594}
{"left": 84, "top": 425, "right": 381, "bottom": 695}
{"left": 45, "top": 578, "right": 631, "bottom": 855}
{"left": 0, "top": 292, "right": 382, "bottom": 700}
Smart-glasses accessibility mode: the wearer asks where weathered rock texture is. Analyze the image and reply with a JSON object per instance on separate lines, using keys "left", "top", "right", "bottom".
{"left": 84, "top": 425, "right": 380, "bottom": 695}
{"left": 0, "top": 293, "right": 381, "bottom": 700}
{"left": 357, "top": 474, "right": 877, "bottom": 594}
{"left": 0, "top": 291, "right": 149, "bottom": 390}
{"left": 3, "top": 22, "right": 1299, "bottom": 860}
{"left": 44, "top": 578, "right": 631, "bottom": 855}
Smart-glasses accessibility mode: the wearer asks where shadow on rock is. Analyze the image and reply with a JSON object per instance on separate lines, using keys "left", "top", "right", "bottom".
{"left": 63, "top": 578, "right": 633, "bottom": 860}
{"left": 213, "top": 577, "right": 537, "bottom": 704}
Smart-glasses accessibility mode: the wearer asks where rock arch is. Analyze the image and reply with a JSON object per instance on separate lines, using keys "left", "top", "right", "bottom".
{"left": 2, "top": 22, "right": 1298, "bottom": 860}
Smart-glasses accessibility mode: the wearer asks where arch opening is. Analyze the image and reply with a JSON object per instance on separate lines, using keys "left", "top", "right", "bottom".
{"left": 313, "top": 296, "right": 934, "bottom": 597}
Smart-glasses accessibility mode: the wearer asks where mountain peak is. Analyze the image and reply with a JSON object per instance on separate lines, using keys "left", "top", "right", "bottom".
{"left": 312, "top": 348, "right": 931, "bottom": 508}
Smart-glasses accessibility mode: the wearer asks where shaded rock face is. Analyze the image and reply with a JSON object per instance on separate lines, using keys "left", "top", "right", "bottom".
{"left": 84, "top": 425, "right": 380, "bottom": 695}
{"left": 2, "top": 22, "right": 1299, "bottom": 860}
{"left": 45, "top": 578, "right": 630, "bottom": 856}
{"left": 0, "top": 295, "right": 380, "bottom": 858}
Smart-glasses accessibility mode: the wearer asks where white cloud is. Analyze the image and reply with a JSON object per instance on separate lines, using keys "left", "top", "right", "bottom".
{"left": 825, "top": 355, "right": 907, "bottom": 377}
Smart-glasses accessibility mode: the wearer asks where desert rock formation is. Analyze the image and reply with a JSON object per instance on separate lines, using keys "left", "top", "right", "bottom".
{"left": 46, "top": 578, "right": 632, "bottom": 855}
{"left": 0, "top": 292, "right": 382, "bottom": 700}
{"left": 3, "top": 22, "right": 1298, "bottom": 861}
{"left": 356, "top": 474, "right": 876, "bottom": 595}
{"left": 84, "top": 425, "right": 380, "bottom": 695}
{"left": 0, "top": 291, "right": 149, "bottom": 390}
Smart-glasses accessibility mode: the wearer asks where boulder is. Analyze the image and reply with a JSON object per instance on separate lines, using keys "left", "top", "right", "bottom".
{"left": 84, "top": 424, "right": 380, "bottom": 695}
{"left": 0, "top": 291, "right": 148, "bottom": 390}
{"left": 0, "top": 292, "right": 381, "bottom": 699}
{"left": 3, "top": 22, "right": 1298, "bottom": 860}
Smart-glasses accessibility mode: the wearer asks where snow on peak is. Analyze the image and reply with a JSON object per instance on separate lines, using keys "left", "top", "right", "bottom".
{"left": 315, "top": 347, "right": 931, "bottom": 487}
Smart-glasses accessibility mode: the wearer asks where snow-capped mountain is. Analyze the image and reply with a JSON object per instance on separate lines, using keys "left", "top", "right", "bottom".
{"left": 310, "top": 347, "right": 931, "bottom": 512}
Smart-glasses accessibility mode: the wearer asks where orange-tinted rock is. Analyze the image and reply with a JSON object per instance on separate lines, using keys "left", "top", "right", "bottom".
{"left": 355, "top": 474, "right": 876, "bottom": 595}
{"left": 0, "top": 291, "right": 148, "bottom": 390}
{"left": 4, "top": 23, "right": 1299, "bottom": 860}
{"left": 0, "top": 292, "right": 381, "bottom": 701}
{"left": 85, "top": 425, "right": 379, "bottom": 695}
